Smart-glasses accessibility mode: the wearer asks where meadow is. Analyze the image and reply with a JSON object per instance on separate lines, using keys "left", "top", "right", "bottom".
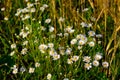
{"left": 0, "top": 0, "right": 120, "bottom": 80}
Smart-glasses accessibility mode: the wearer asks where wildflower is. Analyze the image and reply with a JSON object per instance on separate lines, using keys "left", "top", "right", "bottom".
{"left": 13, "top": 68, "right": 18, "bottom": 74}
{"left": 49, "top": 49, "right": 56, "bottom": 56}
{"left": 29, "top": 67, "right": 35, "bottom": 73}
{"left": 21, "top": 8, "right": 29, "bottom": 13}
{"left": 80, "top": 22, "right": 88, "bottom": 27}
{"left": 59, "top": 49, "right": 65, "bottom": 55}
{"left": 1, "top": 7, "right": 5, "bottom": 11}
{"left": 98, "top": 41, "right": 102, "bottom": 44}
{"left": 40, "top": 7, "right": 45, "bottom": 12}
{"left": 49, "top": 26, "right": 54, "bottom": 32}
{"left": 96, "top": 34, "right": 103, "bottom": 38}
{"left": 27, "top": 3, "right": 34, "bottom": 8}
{"left": 35, "top": 0, "right": 39, "bottom": 2}
{"left": 90, "top": 17, "right": 96, "bottom": 21}
{"left": 19, "top": 29, "right": 30, "bottom": 38}
{"left": 41, "top": 26, "right": 46, "bottom": 31}
{"left": 65, "top": 48, "right": 72, "bottom": 55}
{"left": 38, "top": 44, "right": 48, "bottom": 53}
{"left": 45, "top": 18, "right": 51, "bottom": 24}
{"left": 25, "top": 0, "right": 29, "bottom": 2}
{"left": 88, "top": 23, "right": 92, "bottom": 27}
{"left": 11, "top": 43, "right": 16, "bottom": 49}
{"left": 67, "top": 58, "right": 73, "bottom": 64}
{"left": 4, "top": 16, "right": 8, "bottom": 20}
{"left": 11, "top": 65, "right": 18, "bottom": 74}
{"left": 92, "top": 60, "right": 99, "bottom": 67}
{"left": 59, "top": 17, "right": 65, "bottom": 22}
{"left": 102, "top": 61, "right": 109, "bottom": 68}
{"left": 82, "top": 8, "right": 89, "bottom": 12}
{"left": 23, "top": 40, "right": 28, "bottom": 45}
{"left": 63, "top": 78, "right": 69, "bottom": 80}
{"left": 88, "top": 41, "right": 95, "bottom": 47}
{"left": 20, "top": 66, "right": 26, "bottom": 73}
{"left": 78, "top": 40, "right": 86, "bottom": 45}
{"left": 64, "top": 33, "right": 69, "bottom": 37}
{"left": 43, "top": 4, "right": 48, "bottom": 8}
{"left": 83, "top": 56, "right": 91, "bottom": 63}
{"left": 84, "top": 63, "right": 92, "bottom": 70}
{"left": 35, "top": 62, "right": 40, "bottom": 67}
{"left": 47, "top": 73, "right": 52, "bottom": 80}
{"left": 21, "top": 48, "right": 27, "bottom": 55}
{"left": 64, "top": 26, "right": 75, "bottom": 33}
{"left": 53, "top": 54, "right": 60, "bottom": 60}
{"left": 72, "top": 56, "right": 79, "bottom": 62}
{"left": 30, "top": 8, "right": 36, "bottom": 13}
{"left": 57, "top": 33, "right": 63, "bottom": 37}
{"left": 78, "top": 46, "right": 82, "bottom": 50}
{"left": 70, "top": 39, "right": 77, "bottom": 45}
{"left": 10, "top": 51, "right": 15, "bottom": 56}
{"left": 94, "top": 53, "right": 102, "bottom": 60}
{"left": 88, "top": 31, "right": 95, "bottom": 37}
{"left": 24, "top": 14, "right": 30, "bottom": 19}
{"left": 48, "top": 43, "right": 54, "bottom": 48}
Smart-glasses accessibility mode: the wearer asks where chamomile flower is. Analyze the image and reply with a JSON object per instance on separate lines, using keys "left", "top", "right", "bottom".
{"left": 83, "top": 56, "right": 91, "bottom": 63}
{"left": 40, "top": 7, "right": 45, "bottom": 12}
{"left": 30, "top": 8, "right": 36, "bottom": 13}
{"left": 21, "top": 48, "right": 27, "bottom": 55}
{"left": 88, "top": 31, "right": 95, "bottom": 37}
{"left": 70, "top": 38, "right": 77, "bottom": 45}
{"left": 47, "top": 73, "right": 52, "bottom": 80}
{"left": 88, "top": 41, "right": 95, "bottom": 47}
{"left": 53, "top": 54, "right": 60, "bottom": 60}
{"left": 4, "top": 16, "right": 9, "bottom": 20}
{"left": 1, "top": 7, "right": 5, "bottom": 11}
{"left": 35, "top": 62, "right": 40, "bottom": 67}
{"left": 84, "top": 63, "right": 92, "bottom": 70}
{"left": 29, "top": 67, "right": 35, "bottom": 73}
{"left": 10, "top": 51, "right": 15, "bottom": 56}
{"left": 63, "top": 78, "right": 69, "bottom": 80}
{"left": 80, "top": 22, "right": 88, "bottom": 27}
{"left": 49, "top": 26, "right": 54, "bottom": 32}
{"left": 82, "top": 8, "right": 89, "bottom": 12}
{"left": 45, "top": 18, "right": 51, "bottom": 24}
{"left": 38, "top": 44, "right": 48, "bottom": 53}
{"left": 12, "top": 68, "right": 18, "bottom": 74}
{"left": 22, "top": 40, "right": 28, "bottom": 45}
{"left": 65, "top": 48, "right": 72, "bottom": 55}
{"left": 72, "top": 55, "right": 79, "bottom": 62}
{"left": 102, "top": 61, "right": 109, "bottom": 68}
{"left": 94, "top": 53, "right": 102, "bottom": 60}
{"left": 49, "top": 49, "right": 56, "bottom": 56}
{"left": 78, "top": 40, "right": 86, "bottom": 45}
{"left": 67, "top": 58, "right": 73, "bottom": 64}
{"left": 11, "top": 43, "right": 16, "bottom": 49}
{"left": 92, "top": 60, "right": 99, "bottom": 67}
{"left": 48, "top": 43, "right": 54, "bottom": 48}
{"left": 43, "top": 4, "right": 48, "bottom": 8}
{"left": 59, "top": 17, "right": 65, "bottom": 22}
{"left": 11, "top": 65, "right": 18, "bottom": 74}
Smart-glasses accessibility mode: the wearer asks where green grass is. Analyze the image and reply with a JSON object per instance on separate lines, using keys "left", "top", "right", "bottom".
{"left": 0, "top": 0, "right": 120, "bottom": 80}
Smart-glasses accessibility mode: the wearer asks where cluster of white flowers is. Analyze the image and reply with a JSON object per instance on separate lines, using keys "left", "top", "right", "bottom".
{"left": 83, "top": 52, "right": 109, "bottom": 70}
